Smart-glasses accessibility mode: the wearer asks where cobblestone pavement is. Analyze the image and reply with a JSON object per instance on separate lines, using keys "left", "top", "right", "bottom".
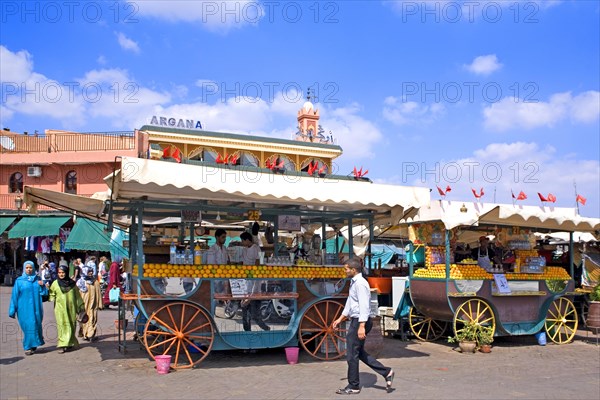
{"left": 1, "top": 286, "right": 599, "bottom": 400}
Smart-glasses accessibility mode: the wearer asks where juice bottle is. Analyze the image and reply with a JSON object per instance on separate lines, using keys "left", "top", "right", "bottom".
{"left": 194, "top": 242, "right": 202, "bottom": 265}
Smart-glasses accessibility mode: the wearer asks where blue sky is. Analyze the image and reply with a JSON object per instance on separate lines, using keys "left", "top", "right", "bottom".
{"left": 1, "top": 0, "right": 599, "bottom": 217}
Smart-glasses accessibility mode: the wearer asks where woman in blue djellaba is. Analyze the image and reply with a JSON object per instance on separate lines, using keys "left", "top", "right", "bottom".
{"left": 8, "top": 261, "right": 48, "bottom": 356}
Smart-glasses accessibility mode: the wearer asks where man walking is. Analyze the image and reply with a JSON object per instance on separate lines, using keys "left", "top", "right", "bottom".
{"left": 332, "top": 258, "right": 394, "bottom": 395}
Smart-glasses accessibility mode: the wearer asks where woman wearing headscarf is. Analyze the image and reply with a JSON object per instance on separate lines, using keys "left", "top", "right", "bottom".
{"left": 49, "top": 265, "right": 84, "bottom": 353}
{"left": 77, "top": 266, "right": 101, "bottom": 341}
{"left": 8, "top": 261, "right": 48, "bottom": 355}
{"left": 47, "top": 262, "right": 58, "bottom": 285}
{"left": 102, "top": 261, "right": 122, "bottom": 308}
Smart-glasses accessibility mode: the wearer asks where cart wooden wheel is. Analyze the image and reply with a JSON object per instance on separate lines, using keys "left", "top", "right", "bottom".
{"left": 409, "top": 306, "right": 448, "bottom": 341}
{"left": 453, "top": 299, "right": 496, "bottom": 337}
{"left": 143, "top": 302, "right": 214, "bottom": 369}
{"left": 298, "top": 300, "right": 347, "bottom": 361}
{"left": 545, "top": 297, "right": 578, "bottom": 344}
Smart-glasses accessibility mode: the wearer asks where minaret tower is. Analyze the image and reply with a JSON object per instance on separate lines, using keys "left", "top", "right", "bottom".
{"left": 296, "top": 89, "right": 320, "bottom": 142}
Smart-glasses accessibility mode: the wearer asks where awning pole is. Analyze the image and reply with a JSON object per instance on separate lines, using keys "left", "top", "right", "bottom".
{"left": 368, "top": 217, "right": 374, "bottom": 272}
{"left": 137, "top": 207, "right": 145, "bottom": 267}
{"left": 348, "top": 218, "right": 353, "bottom": 260}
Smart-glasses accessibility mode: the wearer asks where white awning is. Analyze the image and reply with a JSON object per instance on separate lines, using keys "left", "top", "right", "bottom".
{"left": 478, "top": 205, "right": 600, "bottom": 232}
{"left": 105, "top": 157, "right": 431, "bottom": 221}
{"left": 403, "top": 200, "right": 600, "bottom": 232}
{"left": 24, "top": 187, "right": 107, "bottom": 218}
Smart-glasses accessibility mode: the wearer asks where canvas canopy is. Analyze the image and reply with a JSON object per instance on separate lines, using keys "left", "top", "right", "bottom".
{"left": 403, "top": 200, "right": 600, "bottom": 232}
{"left": 24, "top": 187, "right": 107, "bottom": 218}
{"left": 104, "top": 157, "right": 431, "bottom": 223}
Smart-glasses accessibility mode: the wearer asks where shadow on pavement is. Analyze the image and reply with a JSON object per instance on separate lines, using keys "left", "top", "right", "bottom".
{"left": 0, "top": 356, "right": 23, "bottom": 365}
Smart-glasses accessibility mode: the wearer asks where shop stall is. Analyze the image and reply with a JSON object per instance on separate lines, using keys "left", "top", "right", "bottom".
{"left": 399, "top": 200, "right": 600, "bottom": 344}
{"left": 25, "top": 156, "right": 430, "bottom": 368}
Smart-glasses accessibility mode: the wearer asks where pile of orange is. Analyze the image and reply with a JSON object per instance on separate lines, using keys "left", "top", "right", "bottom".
{"left": 132, "top": 263, "right": 346, "bottom": 280}
{"left": 413, "top": 264, "right": 571, "bottom": 281}
{"left": 413, "top": 264, "right": 493, "bottom": 280}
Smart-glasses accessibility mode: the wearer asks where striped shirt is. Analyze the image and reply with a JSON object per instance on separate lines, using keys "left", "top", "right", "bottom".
{"left": 342, "top": 273, "right": 371, "bottom": 322}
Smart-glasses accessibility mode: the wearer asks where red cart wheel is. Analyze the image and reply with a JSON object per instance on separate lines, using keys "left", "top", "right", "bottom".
{"left": 409, "top": 306, "right": 448, "bottom": 341}
{"left": 545, "top": 297, "right": 578, "bottom": 344}
{"left": 143, "top": 302, "right": 214, "bottom": 369}
{"left": 298, "top": 300, "right": 346, "bottom": 361}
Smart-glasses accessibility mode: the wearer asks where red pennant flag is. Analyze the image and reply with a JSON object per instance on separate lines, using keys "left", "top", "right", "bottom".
{"left": 537, "top": 192, "right": 548, "bottom": 202}
{"left": 215, "top": 153, "right": 223, "bottom": 164}
{"left": 437, "top": 186, "right": 446, "bottom": 197}
{"left": 471, "top": 188, "right": 484, "bottom": 199}
{"left": 576, "top": 194, "right": 587, "bottom": 205}
{"left": 445, "top": 185, "right": 452, "bottom": 193}
{"left": 162, "top": 146, "right": 181, "bottom": 163}
{"left": 547, "top": 193, "right": 556, "bottom": 203}
{"left": 517, "top": 191, "right": 527, "bottom": 200}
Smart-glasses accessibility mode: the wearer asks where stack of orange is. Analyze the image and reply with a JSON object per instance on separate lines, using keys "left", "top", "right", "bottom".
{"left": 132, "top": 263, "right": 346, "bottom": 280}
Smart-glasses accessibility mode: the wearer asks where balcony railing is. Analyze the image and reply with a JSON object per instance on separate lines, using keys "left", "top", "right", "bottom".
{"left": 0, "top": 131, "right": 136, "bottom": 153}
{"left": 0, "top": 193, "right": 96, "bottom": 212}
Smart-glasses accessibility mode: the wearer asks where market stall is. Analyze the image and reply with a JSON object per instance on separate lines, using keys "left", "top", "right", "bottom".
{"left": 25, "top": 156, "right": 431, "bottom": 368}
{"left": 399, "top": 200, "right": 600, "bottom": 345}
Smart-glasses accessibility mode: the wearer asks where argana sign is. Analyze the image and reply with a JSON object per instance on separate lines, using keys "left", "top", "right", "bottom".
{"left": 150, "top": 116, "right": 203, "bottom": 130}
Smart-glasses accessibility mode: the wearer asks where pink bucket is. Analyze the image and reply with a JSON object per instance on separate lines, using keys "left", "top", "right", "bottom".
{"left": 285, "top": 347, "right": 299, "bottom": 364}
{"left": 155, "top": 355, "right": 172, "bottom": 374}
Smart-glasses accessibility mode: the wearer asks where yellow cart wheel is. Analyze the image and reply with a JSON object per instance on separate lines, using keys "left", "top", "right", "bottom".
{"left": 143, "top": 302, "right": 214, "bottom": 369}
{"left": 545, "top": 297, "right": 578, "bottom": 344}
{"left": 409, "top": 307, "right": 448, "bottom": 341}
{"left": 298, "top": 300, "right": 347, "bottom": 361}
{"left": 453, "top": 299, "right": 496, "bottom": 337}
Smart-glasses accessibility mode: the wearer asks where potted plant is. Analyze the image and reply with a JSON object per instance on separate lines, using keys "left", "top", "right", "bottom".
{"left": 586, "top": 283, "right": 600, "bottom": 333}
{"left": 448, "top": 321, "right": 479, "bottom": 353}
{"left": 476, "top": 325, "right": 494, "bottom": 353}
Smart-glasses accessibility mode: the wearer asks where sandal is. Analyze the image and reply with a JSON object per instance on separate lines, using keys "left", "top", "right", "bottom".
{"left": 59, "top": 348, "right": 66, "bottom": 354}
{"left": 24, "top": 350, "right": 34, "bottom": 356}
{"left": 386, "top": 370, "right": 395, "bottom": 392}
{"left": 336, "top": 387, "right": 361, "bottom": 395}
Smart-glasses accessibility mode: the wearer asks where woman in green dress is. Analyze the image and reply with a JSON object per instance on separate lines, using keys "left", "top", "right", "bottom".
{"left": 49, "top": 265, "right": 84, "bottom": 353}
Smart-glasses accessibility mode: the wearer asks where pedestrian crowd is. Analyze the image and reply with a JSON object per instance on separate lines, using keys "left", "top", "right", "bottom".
{"left": 8, "top": 255, "right": 125, "bottom": 355}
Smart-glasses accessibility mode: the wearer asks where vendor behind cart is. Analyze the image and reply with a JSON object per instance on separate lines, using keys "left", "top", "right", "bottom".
{"left": 207, "top": 229, "right": 229, "bottom": 265}
{"left": 472, "top": 236, "right": 500, "bottom": 272}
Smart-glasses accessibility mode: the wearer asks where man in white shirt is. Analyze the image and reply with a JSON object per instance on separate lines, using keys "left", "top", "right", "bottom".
{"left": 207, "top": 229, "right": 229, "bottom": 265}
{"left": 241, "top": 232, "right": 260, "bottom": 266}
{"left": 332, "top": 258, "right": 394, "bottom": 395}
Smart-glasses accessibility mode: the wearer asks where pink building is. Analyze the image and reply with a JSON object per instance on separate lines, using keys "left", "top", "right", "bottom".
{"left": 1, "top": 128, "right": 144, "bottom": 213}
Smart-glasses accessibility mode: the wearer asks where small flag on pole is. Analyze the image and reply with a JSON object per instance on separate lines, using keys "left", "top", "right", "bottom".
{"left": 576, "top": 194, "right": 587, "bottom": 205}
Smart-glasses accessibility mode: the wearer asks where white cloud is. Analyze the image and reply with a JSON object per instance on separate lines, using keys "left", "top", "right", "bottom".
{"left": 129, "top": 0, "right": 262, "bottom": 33}
{"left": 464, "top": 54, "right": 502, "bottom": 76}
{"left": 323, "top": 103, "right": 384, "bottom": 160}
{"left": 1, "top": 46, "right": 86, "bottom": 125}
{"left": 1, "top": 46, "right": 170, "bottom": 129}
{"left": 382, "top": 141, "right": 598, "bottom": 217}
{"left": 115, "top": 32, "right": 140, "bottom": 54}
{"left": 382, "top": 96, "right": 445, "bottom": 125}
{"left": 97, "top": 55, "right": 107, "bottom": 65}
{"left": 483, "top": 91, "right": 600, "bottom": 131}
{"left": 0, "top": 46, "right": 33, "bottom": 82}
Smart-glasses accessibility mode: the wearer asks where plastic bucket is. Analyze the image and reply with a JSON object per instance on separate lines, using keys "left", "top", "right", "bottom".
{"left": 285, "top": 347, "right": 299, "bottom": 364}
{"left": 535, "top": 331, "right": 547, "bottom": 346}
{"left": 155, "top": 355, "right": 172, "bottom": 374}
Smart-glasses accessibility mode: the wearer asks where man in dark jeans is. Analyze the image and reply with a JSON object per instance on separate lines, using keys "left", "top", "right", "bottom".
{"left": 332, "top": 258, "right": 394, "bottom": 395}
